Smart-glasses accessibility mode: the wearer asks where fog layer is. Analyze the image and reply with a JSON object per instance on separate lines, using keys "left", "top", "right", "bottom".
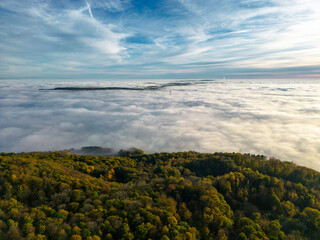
{"left": 1, "top": 79, "right": 320, "bottom": 170}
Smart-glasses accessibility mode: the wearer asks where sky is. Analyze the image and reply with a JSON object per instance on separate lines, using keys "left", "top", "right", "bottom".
{"left": 0, "top": 0, "right": 320, "bottom": 79}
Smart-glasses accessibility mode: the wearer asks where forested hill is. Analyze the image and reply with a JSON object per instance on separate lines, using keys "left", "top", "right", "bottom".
{"left": 1, "top": 151, "right": 320, "bottom": 240}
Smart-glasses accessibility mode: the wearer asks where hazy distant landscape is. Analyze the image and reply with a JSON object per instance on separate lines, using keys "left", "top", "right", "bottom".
{"left": 1, "top": 78, "right": 320, "bottom": 171}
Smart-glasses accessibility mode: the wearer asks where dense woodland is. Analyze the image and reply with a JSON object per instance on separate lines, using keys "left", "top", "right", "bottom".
{"left": 1, "top": 149, "right": 320, "bottom": 240}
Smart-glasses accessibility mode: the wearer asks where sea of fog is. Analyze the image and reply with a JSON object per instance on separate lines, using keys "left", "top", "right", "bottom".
{"left": 1, "top": 78, "right": 320, "bottom": 171}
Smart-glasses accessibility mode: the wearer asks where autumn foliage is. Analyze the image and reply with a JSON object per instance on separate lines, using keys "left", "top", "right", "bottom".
{"left": 0, "top": 151, "right": 320, "bottom": 239}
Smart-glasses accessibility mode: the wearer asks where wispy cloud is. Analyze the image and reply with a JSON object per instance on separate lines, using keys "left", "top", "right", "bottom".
{"left": 0, "top": 0, "right": 129, "bottom": 78}
{"left": 89, "top": 0, "right": 132, "bottom": 12}
{"left": 86, "top": 0, "right": 94, "bottom": 19}
{"left": 0, "top": 0, "right": 320, "bottom": 78}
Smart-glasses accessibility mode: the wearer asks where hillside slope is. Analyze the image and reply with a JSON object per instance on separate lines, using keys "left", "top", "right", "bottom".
{"left": 0, "top": 151, "right": 320, "bottom": 240}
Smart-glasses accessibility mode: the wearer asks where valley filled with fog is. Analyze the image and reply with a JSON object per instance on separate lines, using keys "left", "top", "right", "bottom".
{"left": 1, "top": 79, "right": 320, "bottom": 170}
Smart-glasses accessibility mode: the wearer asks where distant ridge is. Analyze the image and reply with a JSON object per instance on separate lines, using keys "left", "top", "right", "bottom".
{"left": 47, "top": 146, "right": 145, "bottom": 157}
{"left": 39, "top": 79, "right": 217, "bottom": 91}
{"left": 73, "top": 146, "right": 115, "bottom": 156}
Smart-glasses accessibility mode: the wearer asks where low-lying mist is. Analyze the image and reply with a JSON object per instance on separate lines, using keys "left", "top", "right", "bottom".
{"left": 1, "top": 79, "right": 320, "bottom": 170}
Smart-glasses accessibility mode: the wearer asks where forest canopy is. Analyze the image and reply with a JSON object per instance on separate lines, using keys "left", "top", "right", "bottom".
{"left": 0, "top": 150, "right": 320, "bottom": 240}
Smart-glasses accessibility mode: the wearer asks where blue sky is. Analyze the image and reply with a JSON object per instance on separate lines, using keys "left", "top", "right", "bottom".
{"left": 0, "top": 0, "right": 320, "bottom": 79}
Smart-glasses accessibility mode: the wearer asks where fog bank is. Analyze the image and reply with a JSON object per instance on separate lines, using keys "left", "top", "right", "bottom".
{"left": 1, "top": 79, "right": 320, "bottom": 170}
